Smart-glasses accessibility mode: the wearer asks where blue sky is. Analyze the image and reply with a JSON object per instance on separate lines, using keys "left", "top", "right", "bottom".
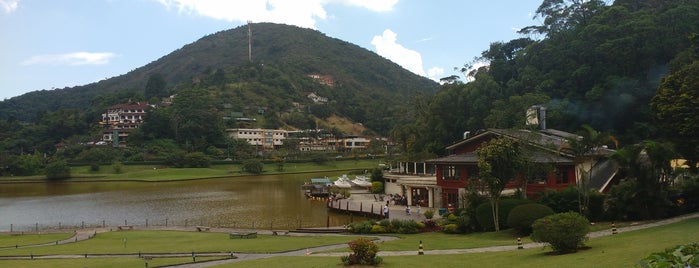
{"left": 0, "top": 0, "right": 543, "bottom": 100}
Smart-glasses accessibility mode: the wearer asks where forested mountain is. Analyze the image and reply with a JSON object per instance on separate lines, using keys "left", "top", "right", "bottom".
{"left": 396, "top": 0, "right": 699, "bottom": 157}
{"left": 0, "top": 23, "right": 438, "bottom": 131}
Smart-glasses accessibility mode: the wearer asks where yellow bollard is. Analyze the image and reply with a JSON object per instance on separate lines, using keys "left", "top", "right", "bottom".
{"left": 418, "top": 240, "right": 424, "bottom": 255}
{"left": 517, "top": 237, "right": 523, "bottom": 249}
{"left": 612, "top": 222, "right": 617, "bottom": 234}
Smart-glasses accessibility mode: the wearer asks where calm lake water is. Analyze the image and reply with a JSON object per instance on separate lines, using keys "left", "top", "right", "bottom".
{"left": 0, "top": 172, "right": 361, "bottom": 232}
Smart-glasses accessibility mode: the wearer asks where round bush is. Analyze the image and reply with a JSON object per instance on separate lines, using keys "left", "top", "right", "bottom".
{"left": 344, "top": 238, "right": 381, "bottom": 266}
{"left": 443, "top": 224, "right": 459, "bottom": 234}
{"left": 45, "top": 160, "right": 71, "bottom": 180}
{"left": 475, "top": 199, "right": 532, "bottom": 231}
{"left": 507, "top": 203, "right": 555, "bottom": 235}
{"left": 531, "top": 212, "right": 590, "bottom": 254}
{"left": 370, "top": 224, "right": 386, "bottom": 233}
{"left": 347, "top": 221, "right": 373, "bottom": 234}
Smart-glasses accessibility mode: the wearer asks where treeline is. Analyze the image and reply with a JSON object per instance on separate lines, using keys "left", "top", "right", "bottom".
{"left": 393, "top": 0, "right": 699, "bottom": 159}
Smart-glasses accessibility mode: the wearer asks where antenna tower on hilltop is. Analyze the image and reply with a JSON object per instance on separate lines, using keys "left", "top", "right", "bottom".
{"left": 247, "top": 20, "right": 252, "bottom": 63}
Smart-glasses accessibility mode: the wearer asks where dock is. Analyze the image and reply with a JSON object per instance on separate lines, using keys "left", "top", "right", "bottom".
{"left": 326, "top": 192, "right": 431, "bottom": 221}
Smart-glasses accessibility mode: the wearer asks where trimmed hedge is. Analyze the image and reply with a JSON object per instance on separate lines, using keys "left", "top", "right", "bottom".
{"left": 475, "top": 198, "right": 533, "bottom": 231}
{"left": 531, "top": 212, "right": 590, "bottom": 254}
{"left": 507, "top": 203, "right": 555, "bottom": 235}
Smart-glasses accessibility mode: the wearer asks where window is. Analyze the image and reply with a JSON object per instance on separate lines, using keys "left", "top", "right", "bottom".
{"left": 441, "top": 165, "right": 460, "bottom": 180}
{"left": 556, "top": 167, "right": 570, "bottom": 184}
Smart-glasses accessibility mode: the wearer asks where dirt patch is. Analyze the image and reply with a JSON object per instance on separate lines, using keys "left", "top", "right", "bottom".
{"left": 318, "top": 115, "right": 366, "bottom": 136}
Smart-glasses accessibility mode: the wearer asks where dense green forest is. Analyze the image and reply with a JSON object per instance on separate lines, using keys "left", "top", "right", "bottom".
{"left": 394, "top": 0, "right": 699, "bottom": 161}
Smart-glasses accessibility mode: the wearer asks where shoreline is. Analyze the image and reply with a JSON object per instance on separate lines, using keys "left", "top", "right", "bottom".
{"left": 0, "top": 168, "right": 369, "bottom": 184}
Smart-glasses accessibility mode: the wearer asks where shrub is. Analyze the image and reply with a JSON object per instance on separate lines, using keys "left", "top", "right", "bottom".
{"left": 423, "top": 209, "right": 435, "bottom": 219}
{"left": 45, "top": 160, "right": 71, "bottom": 180}
{"left": 531, "top": 212, "right": 590, "bottom": 254}
{"left": 475, "top": 199, "right": 532, "bottom": 231}
{"left": 242, "top": 159, "right": 264, "bottom": 174}
{"left": 422, "top": 219, "right": 441, "bottom": 232}
{"left": 347, "top": 221, "right": 373, "bottom": 234}
{"left": 183, "top": 152, "right": 211, "bottom": 168}
{"left": 538, "top": 186, "right": 580, "bottom": 213}
{"left": 370, "top": 225, "right": 386, "bottom": 233}
{"left": 638, "top": 243, "right": 699, "bottom": 267}
{"left": 397, "top": 220, "right": 421, "bottom": 234}
{"left": 371, "top": 181, "right": 383, "bottom": 194}
{"left": 443, "top": 224, "right": 459, "bottom": 234}
{"left": 343, "top": 238, "right": 382, "bottom": 266}
{"left": 89, "top": 163, "right": 100, "bottom": 172}
{"left": 507, "top": 203, "right": 555, "bottom": 235}
{"left": 112, "top": 161, "right": 123, "bottom": 174}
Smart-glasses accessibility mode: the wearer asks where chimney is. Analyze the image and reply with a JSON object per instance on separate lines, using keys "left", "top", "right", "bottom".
{"left": 463, "top": 131, "right": 471, "bottom": 139}
{"left": 526, "top": 105, "right": 546, "bottom": 130}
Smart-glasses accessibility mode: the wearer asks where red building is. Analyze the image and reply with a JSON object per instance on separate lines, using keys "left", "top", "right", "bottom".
{"left": 426, "top": 128, "right": 618, "bottom": 208}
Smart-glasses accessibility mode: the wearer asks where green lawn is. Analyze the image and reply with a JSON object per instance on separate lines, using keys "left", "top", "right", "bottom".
{"left": 0, "top": 233, "right": 74, "bottom": 248}
{"left": 217, "top": 217, "right": 699, "bottom": 268}
{"left": 1, "top": 218, "right": 696, "bottom": 268}
{"left": 0, "top": 256, "right": 228, "bottom": 268}
{"left": 0, "top": 231, "right": 364, "bottom": 256}
{"left": 1, "top": 159, "right": 384, "bottom": 182}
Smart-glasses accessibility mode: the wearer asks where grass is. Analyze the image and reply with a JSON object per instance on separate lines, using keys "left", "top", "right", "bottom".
{"left": 1, "top": 217, "right": 697, "bottom": 267}
{"left": 0, "top": 256, "right": 228, "bottom": 268}
{"left": 1, "top": 158, "right": 383, "bottom": 182}
{"left": 215, "top": 217, "right": 699, "bottom": 268}
{"left": 323, "top": 229, "right": 531, "bottom": 253}
{"left": 0, "top": 233, "right": 74, "bottom": 248}
{"left": 0, "top": 231, "right": 363, "bottom": 256}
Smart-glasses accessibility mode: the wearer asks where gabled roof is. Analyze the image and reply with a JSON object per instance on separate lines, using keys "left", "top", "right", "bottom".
{"left": 426, "top": 148, "right": 574, "bottom": 164}
{"left": 447, "top": 128, "right": 573, "bottom": 152}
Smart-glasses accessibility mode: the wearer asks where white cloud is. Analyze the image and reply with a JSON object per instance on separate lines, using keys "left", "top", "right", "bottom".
{"left": 330, "top": 0, "right": 398, "bottom": 12}
{"left": 0, "top": 0, "right": 18, "bottom": 13}
{"left": 427, "top": 67, "right": 444, "bottom": 81}
{"left": 155, "top": 0, "right": 398, "bottom": 28}
{"left": 371, "top": 29, "right": 425, "bottom": 76}
{"left": 21, "top": 52, "right": 116, "bottom": 66}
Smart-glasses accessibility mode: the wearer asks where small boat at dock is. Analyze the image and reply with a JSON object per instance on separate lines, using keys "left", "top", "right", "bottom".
{"left": 333, "top": 174, "right": 352, "bottom": 189}
{"left": 351, "top": 175, "right": 372, "bottom": 188}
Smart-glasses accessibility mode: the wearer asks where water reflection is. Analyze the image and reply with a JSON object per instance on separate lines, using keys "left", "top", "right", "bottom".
{"left": 0, "top": 172, "right": 365, "bottom": 232}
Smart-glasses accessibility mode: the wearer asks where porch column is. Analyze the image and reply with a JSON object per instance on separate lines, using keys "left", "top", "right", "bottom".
{"left": 413, "top": 162, "right": 417, "bottom": 175}
{"left": 423, "top": 162, "right": 427, "bottom": 175}
{"left": 427, "top": 187, "right": 434, "bottom": 208}
{"left": 406, "top": 187, "right": 413, "bottom": 206}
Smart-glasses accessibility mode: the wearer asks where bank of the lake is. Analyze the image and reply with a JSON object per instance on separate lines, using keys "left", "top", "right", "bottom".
{"left": 0, "top": 158, "right": 385, "bottom": 183}
{"left": 0, "top": 160, "right": 383, "bottom": 232}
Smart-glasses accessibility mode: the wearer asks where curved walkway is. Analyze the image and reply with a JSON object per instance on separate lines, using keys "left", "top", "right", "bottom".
{"left": 1, "top": 212, "right": 697, "bottom": 267}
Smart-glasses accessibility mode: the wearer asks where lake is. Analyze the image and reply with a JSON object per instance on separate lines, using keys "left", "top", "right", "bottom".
{"left": 0, "top": 172, "right": 361, "bottom": 232}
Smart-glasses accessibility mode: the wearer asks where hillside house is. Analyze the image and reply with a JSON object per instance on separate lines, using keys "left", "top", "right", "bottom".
{"left": 226, "top": 128, "right": 287, "bottom": 150}
{"left": 100, "top": 101, "right": 150, "bottom": 146}
{"left": 425, "top": 128, "right": 619, "bottom": 209}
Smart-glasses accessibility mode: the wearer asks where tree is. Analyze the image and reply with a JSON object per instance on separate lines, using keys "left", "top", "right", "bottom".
{"left": 651, "top": 45, "right": 699, "bottom": 166}
{"left": 144, "top": 73, "right": 167, "bottom": 101}
{"left": 476, "top": 137, "right": 524, "bottom": 231}
{"left": 170, "top": 88, "right": 225, "bottom": 151}
{"left": 521, "top": 0, "right": 608, "bottom": 36}
{"left": 607, "top": 141, "right": 677, "bottom": 220}
{"left": 45, "top": 160, "right": 71, "bottom": 180}
{"left": 560, "top": 125, "right": 615, "bottom": 217}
